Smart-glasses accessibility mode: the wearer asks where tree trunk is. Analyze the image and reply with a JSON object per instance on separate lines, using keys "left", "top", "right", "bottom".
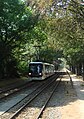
{"left": 71, "top": 65, "right": 75, "bottom": 74}
{"left": 76, "top": 63, "right": 82, "bottom": 76}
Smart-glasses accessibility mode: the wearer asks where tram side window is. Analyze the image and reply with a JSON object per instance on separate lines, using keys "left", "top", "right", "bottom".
{"left": 45, "top": 65, "right": 49, "bottom": 73}
{"left": 51, "top": 66, "right": 54, "bottom": 72}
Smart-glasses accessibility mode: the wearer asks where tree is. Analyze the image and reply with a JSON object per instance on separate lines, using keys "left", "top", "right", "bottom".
{"left": 40, "top": 0, "right": 84, "bottom": 75}
{"left": 0, "top": 0, "right": 38, "bottom": 78}
{"left": 69, "top": 0, "right": 84, "bottom": 30}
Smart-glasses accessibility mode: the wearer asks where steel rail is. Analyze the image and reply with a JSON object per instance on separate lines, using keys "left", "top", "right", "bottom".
{"left": 0, "top": 74, "right": 59, "bottom": 118}
{"left": 0, "top": 73, "right": 57, "bottom": 102}
{"left": 0, "top": 80, "right": 31, "bottom": 94}
{"left": 0, "top": 81, "right": 35, "bottom": 100}
{"left": 0, "top": 79, "right": 48, "bottom": 116}
{"left": 8, "top": 75, "right": 59, "bottom": 119}
{"left": 36, "top": 78, "right": 61, "bottom": 119}
{"left": 0, "top": 73, "right": 56, "bottom": 95}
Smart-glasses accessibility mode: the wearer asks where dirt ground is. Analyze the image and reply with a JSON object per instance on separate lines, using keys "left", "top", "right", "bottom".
{"left": 0, "top": 70, "right": 83, "bottom": 119}
{"left": 60, "top": 74, "right": 84, "bottom": 119}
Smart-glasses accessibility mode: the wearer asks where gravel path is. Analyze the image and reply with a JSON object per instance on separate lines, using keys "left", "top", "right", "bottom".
{"left": 41, "top": 74, "right": 84, "bottom": 119}
{"left": 58, "top": 74, "right": 84, "bottom": 119}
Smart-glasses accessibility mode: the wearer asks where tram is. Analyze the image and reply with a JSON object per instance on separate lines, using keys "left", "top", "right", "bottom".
{"left": 28, "top": 62, "right": 55, "bottom": 80}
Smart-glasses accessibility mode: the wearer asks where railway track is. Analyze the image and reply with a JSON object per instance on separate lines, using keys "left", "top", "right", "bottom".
{"left": 36, "top": 79, "right": 61, "bottom": 119}
{"left": 0, "top": 74, "right": 60, "bottom": 119}
{"left": 0, "top": 81, "right": 35, "bottom": 100}
{"left": 0, "top": 74, "right": 57, "bottom": 101}
{"left": 0, "top": 79, "right": 28, "bottom": 93}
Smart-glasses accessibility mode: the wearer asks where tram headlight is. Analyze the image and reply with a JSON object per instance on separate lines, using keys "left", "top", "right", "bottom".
{"left": 39, "top": 73, "right": 42, "bottom": 75}
{"left": 29, "top": 73, "right": 31, "bottom": 75}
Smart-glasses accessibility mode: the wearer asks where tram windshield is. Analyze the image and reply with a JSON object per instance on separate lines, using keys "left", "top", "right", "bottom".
{"left": 29, "top": 64, "right": 43, "bottom": 74}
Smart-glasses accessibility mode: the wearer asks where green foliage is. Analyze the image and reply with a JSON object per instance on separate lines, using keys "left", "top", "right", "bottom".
{"left": 39, "top": 47, "right": 63, "bottom": 63}
{"left": 18, "top": 61, "right": 28, "bottom": 74}
{"left": 0, "top": 0, "right": 38, "bottom": 78}
{"left": 0, "top": 0, "right": 84, "bottom": 78}
{"left": 69, "top": 0, "right": 84, "bottom": 30}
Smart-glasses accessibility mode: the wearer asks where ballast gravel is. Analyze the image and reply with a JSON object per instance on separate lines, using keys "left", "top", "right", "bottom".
{"left": 0, "top": 73, "right": 84, "bottom": 119}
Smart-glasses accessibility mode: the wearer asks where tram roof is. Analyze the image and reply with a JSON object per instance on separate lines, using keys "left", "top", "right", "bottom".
{"left": 29, "top": 62, "right": 54, "bottom": 66}
{"left": 29, "top": 62, "right": 43, "bottom": 64}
